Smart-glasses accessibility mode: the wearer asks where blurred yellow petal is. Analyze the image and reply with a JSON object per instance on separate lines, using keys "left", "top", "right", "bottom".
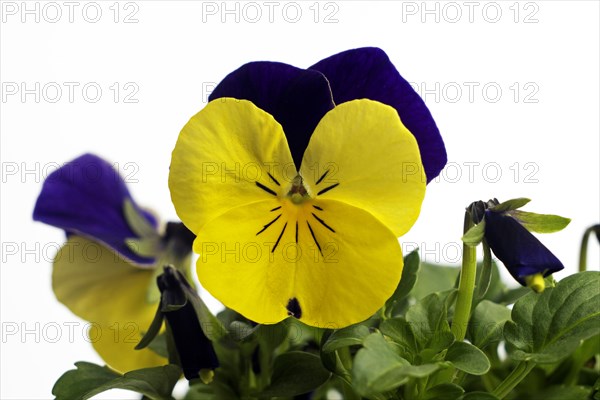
{"left": 195, "top": 198, "right": 403, "bottom": 327}
{"left": 300, "top": 99, "right": 426, "bottom": 236}
{"left": 169, "top": 98, "right": 295, "bottom": 234}
{"left": 53, "top": 235, "right": 164, "bottom": 371}
{"left": 91, "top": 322, "right": 165, "bottom": 373}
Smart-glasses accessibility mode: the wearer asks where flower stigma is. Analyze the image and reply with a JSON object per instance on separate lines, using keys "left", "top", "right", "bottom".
{"left": 525, "top": 273, "right": 546, "bottom": 293}
{"left": 288, "top": 175, "right": 311, "bottom": 204}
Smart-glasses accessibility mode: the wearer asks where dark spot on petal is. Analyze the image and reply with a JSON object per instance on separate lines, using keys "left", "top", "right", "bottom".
{"left": 286, "top": 298, "right": 302, "bottom": 319}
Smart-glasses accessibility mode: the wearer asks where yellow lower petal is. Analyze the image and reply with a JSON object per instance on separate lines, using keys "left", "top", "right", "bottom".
{"left": 195, "top": 199, "right": 404, "bottom": 328}
{"left": 53, "top": 236, "right": 165, "bottom": 371}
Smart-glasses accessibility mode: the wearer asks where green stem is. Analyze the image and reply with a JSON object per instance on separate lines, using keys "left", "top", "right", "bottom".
{"left": 579, "top": 225, "right": 599, "bottom": 272}
{"left": 337, "top": 346, "right": 353, "bottom": 373}
{"left": 476, "top": 240, "right": 493, "bottom": 300}
{"left": 492, "top": 361, "right": 536, "bottom": 399}
{"left": 451, "top": 212, "right": 477, "bottom": 341}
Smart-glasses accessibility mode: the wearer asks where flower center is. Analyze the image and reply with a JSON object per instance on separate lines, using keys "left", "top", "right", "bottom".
{"left": 287, "top": 175, "right": 311, "bottom": 205}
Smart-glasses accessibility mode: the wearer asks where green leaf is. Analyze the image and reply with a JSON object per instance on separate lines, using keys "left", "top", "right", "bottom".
{"left": 322, "top": 325, "right": 371, "bottom": 353}
{"left": 52, "top": 362, "right": 120, "bottom": 400}
{"left": 406, "top": 292, "right": 454, "bottom": 353}
{"left": 504, "top": 271, "right": 600, "bottom": 364}
{"left": 183, "top": 383, "right": 215, "bottom": 400}
{"left": 563, "top": 334, "right": 600, "bottom": 385}
{"left": 537, "top": 385, "right": 593, "bottom": 400}
{"left": 380, "top": 318, "right": 418, "bottom": 359}
{"left": 509, "top": 210, "right": 571, "bottom": 233}
{"left": 259, "top": 352, "right": 331, "bottom": 398}
{"left": 468, "top": 300, "right": 511, "bottom": 349}
{"left": 53, "top": 362, "right": 181, "bottom": 400}
{"left": 462, "top": 221, "right": 486, "bottom": 247}
{"left": 424, "top": 383, "right": 465, "bottom": 400}
{"left": 461, "top": 392, "right": 499, "bottom": 400}
{"left": 123, "top": 198, "right": 159, "bottom": 238}
{"left": 498, "top": 286, "right": 530, "bottom": 305}
{"left": 490, "top": 198, "right": 531, "bottom": 212}
{"left": 353, "top": 333, "right": 441, "bottom": 397}
{"left": 183, "top": 377, "right": 238, "bottom": 400}
{"left": 412, "top": 263, "right": 460, "bottom": 300}
{"left": 445, "top": 341, "right": 490, "bottom": 375}
{"left": 385, "top": 249, "right": 420, "bottom": 316}
{"left": 228, "top": 320, "right": 259, "bottom": 341}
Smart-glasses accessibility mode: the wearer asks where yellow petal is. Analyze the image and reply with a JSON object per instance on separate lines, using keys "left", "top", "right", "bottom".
{"left": 53, "top": 236, "right": 164, "bottom": 371}
{"left": 195, "top": 198, "right": 403, "bottom": 328}
{"left": 91, "top": 322, "right": 165, "bottom": 373}
{"left": 169, "top": 98, "right": 295, "bottom": 234}
{"left": 299, "top": 99, "right": 426, "bottom": 237}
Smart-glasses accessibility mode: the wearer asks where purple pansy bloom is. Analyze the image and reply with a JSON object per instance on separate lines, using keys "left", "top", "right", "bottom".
{"left": 484, "top": 209, "right": 564, "bottom": 286}
{"left": 209, "top": 47, "right": 447, "bottom": 182}
{"left": 33, "top": 153, "right": 157, "bottom": 265}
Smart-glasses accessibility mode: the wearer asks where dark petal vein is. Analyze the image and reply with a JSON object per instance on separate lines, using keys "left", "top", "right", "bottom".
{"left": 317, "top": 183, "right": 339, "bottom": 196}
{"left": 307, "top": 221, "right": 323, "bottom": 256}
{"left": 312, "top": 213, "right": 335, "bottom": 233}
{"left": 257, "top": 214, "right": 282, "bottom": 235}
{"left": 256, "top": 181, "right": 277, "bottom": 196}
{"left": 272, "top": 222, "right": 287, "bottom": 253}
{"left": 267, "top": 172, "right": 281, "bottom": 186}
{"left": 316, "top": 169, "right": 329, "bottom": 185}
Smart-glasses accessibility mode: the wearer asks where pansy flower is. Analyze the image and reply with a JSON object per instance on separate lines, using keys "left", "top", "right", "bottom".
{"left": 33, "top": 154, "right": 171, "bottom": 372}
{"left": 33, "top": 153, "right": 159, "bottom": 265}
{"left": 169, "top": 48, "right": 446, "bottom": 328}
{"left": 484, "top": 208, "right": 565, "bottom": 292}
{"left": 468, "top": 199, "right": 567, "bottom": 292}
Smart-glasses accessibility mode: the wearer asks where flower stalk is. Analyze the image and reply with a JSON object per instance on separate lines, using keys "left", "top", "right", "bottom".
{"left": 579, "top": 224, "right": 600, "bottom": 272}
{"left": 451, "top": 211, "right": 477, "bottom": 341}
{"left": 492, "top": 361, "right": 536, "bottom": 399}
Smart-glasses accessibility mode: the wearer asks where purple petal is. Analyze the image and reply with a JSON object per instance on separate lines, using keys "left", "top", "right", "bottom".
{"left": 484, "top": 210, "right": 564, "bottom": 285}
{"left": 33, "top": 153, "right": 156, "bottom": 264}
{"left": 209, "top": 61, "right": 334, "bottom": 169}
{"left": 310, "top": 47, "right": 447, "bottom": 182}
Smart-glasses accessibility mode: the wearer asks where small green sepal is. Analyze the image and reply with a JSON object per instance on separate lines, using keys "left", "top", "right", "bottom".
{"left": 462, "top": 219, "right": 486, "bottom": 247}
{"left": 509, "top": 210, "right": 571, "bottom": 233}
{"left": 489, "top": 198, "right": 531, "bottom": 213}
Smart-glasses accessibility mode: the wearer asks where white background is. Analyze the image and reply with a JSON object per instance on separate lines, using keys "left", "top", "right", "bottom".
{"left": 1, "top": 1, "right": 599, "bottom": 398}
